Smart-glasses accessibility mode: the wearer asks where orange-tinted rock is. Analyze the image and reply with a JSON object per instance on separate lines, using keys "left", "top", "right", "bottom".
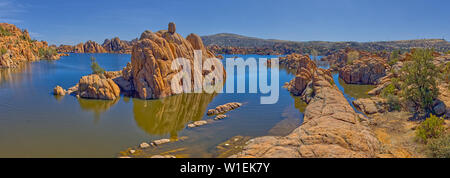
{"left": 130, "top": 22, "right": 221, "bottom": 99}
{"left": 284, "top": 54, "right": 317, "bottom": 95}
{"left": 53, "top": 85, "right": 66, "bottom": 96}
{"left": 83, "top": 40, "right": 107, "bottom": 53}
{"left": 321, "top": 47, "right": 372, "bottom": 69}
{"left": 0, "top": 23, "right": 61, "bottom": 68}
{"left": 102, "top": 37, "right": 136, "bottom": 54}
{"left": 77, "top": 74, "right": 120, "bottom": 100}
{"left": 232, "top": 68, "right": 382, "bottom": 158}
{"left": 339, "top": 56, "right": 388, "bottom": 84}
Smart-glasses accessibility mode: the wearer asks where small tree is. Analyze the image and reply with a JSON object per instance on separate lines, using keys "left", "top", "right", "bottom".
{"left": 388, "top": 49, "right": 401, "bottom": 66}
{"left": 400, "top": 48, "right": 439, "bottom": 114}
{"left": 90, "top": 57, "right": 105, "bottom": 75}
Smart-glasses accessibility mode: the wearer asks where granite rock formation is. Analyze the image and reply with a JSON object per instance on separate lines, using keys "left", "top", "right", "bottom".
{"left": 129, "top": 22, "right": 220, "bottom": 99}
{"left": 285, "top": 54, "right": 317, "bottom": 96}
{"left": 232, "top": 68, "right": 382, "bottom": 158}
{"left": 102, "top": 37, "right": 136, "bottom": 54}
{"left": 0, "top": 23, "right": 61, "bottom": 68}
{"left": 339, "top": 56, "right": 388, "bottom": 84}
{"left": 77, "top": 74, "right": 121, "bottom": 100}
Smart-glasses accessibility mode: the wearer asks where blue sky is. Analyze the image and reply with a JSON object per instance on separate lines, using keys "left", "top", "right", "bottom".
{"left": 0, "top": 0, "right": 448, "bottom": 45}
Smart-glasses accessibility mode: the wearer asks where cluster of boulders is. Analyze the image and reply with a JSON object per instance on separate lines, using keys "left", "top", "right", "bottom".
{"left": 53, "top": 22, "right": 223, "bottom": 100}
{"left": 56, "top": 37, "right": 137, "bottom": 54}
{"left": 320, "top": 47, "right": 372, "bottom": 70}
{"left": 276, "top": 53, "right": 315, "bottom": 70}
{"left": 339, "top": 56, "right": 389, "bottom": 84}
{"left": 102, "top": 37, "right": 136, "bottom": 54}
{"left": 284, "top": 55, "right": 318, "bottom": 101}
{"left": 73, "top": 41, "right": 107, "bottom": 53}
{"left": 232, "top": 64, "right": 383, "bottom": 158}
{"left": 130, "top": 23, "right": 221, "bottom": 99}
{"left": 1, "top": 23, "right": 61, "bottom": 68}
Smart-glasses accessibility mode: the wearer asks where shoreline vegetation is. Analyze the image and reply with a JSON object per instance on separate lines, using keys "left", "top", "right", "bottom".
{"left": 1, "top": 22, "right": 449, "bottom": 158}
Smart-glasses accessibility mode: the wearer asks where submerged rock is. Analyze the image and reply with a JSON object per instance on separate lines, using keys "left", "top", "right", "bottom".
{"left": 152, "top": 139, "right": 171, "bottom": 146}
{"left": 140, "top": 142, "right": 150, "bottom": 149}
{"left": 207, "top": 102, "right": 242, "bottom": 115}
{"left": 214, "top": 114, "right": 227, "bottom": 120}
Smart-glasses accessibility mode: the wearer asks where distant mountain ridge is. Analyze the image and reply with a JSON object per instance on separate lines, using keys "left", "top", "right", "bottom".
{"left": 201, "top": 33, "right": 450, "bottom": 55}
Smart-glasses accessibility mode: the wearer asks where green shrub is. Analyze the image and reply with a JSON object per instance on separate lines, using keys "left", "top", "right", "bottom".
{"left": 0, "top": 26, "right": 12, "bottom": 36}
{"left": 401, "top": 48, "right": 439, "bottom": 113}
{"left": 381, "top": 83, "right": 396, "bottom": 98}
{"left": 442, "top": 62, "right": 450, "bottom": 83}
{"left": 0, "top": 47, "right": 7, "bottom": 55}
{"left": 38, "top": 47, "right": 57, "bottom": 58}
{"left": 386, "top": 94, "right": 401, "bottom": 111}
{"left": 388, "top": 49, "right": 401, "bottom": 66}
{"left": 426, "top": 133, "right": 450, "bottom": 158}
{"left": 416, "top": 114, "right": 446, "bottom": 143}
{"left": 91, "top": 61, "right": 105, "bottom": 75}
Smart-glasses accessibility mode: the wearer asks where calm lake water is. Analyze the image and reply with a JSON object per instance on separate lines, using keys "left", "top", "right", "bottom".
{"left": 0, "top": 53, "right": 373, "bottom": 158}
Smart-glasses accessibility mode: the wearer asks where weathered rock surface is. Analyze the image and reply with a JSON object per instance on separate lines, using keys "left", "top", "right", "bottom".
{"left": 130, "top": 22, "right": 220, "bottom": 99}
{"left": 353, "top": 97, "right": 387, "bottom": 115}
{"left": 284, "top": 54, "right": 318, "bottom": 96}
{"left": 77, "top": 74, "right": 121, "bottom": 100}
{"left": 339, "top": 56, "right": 388, "bottom": 84}
{"left": 1, "top": 23, "right": 61, "bottom": 68}
{"left": 207, "top": 102, "right": 242, "bottom": 115}
{"left": 321, "top": 48, "right": 372, "bottom": 70}
{"left": 80, "top": 40, "right": 107, "bottom": 53}
{"left": 232, "top": 68, "right": 382, "bottom": 158}
{"left": 102, "top": 37, "right": 136, "bottom": 54}
{"left": 53, "top": 85, "right": 66, "bottom": 96}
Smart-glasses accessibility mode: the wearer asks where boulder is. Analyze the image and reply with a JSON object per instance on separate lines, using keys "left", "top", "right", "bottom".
{"left": 53, "top": 85, "right": 66, "bottom": 96}
{"left": 77, "top": 74, "right": 121, "bottom": 100}
{"left": 433, "top": 100, "right": 446, "bottom": 116}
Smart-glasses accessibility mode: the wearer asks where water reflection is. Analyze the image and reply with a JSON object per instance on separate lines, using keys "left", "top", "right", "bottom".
{"left": 0, "top": 63, "right": 31, "bottom": 86}
{"left": 78, "top": 98, "right": 120, "bottom": 122}
{"left": 132, "top": 93, "right": 217, "bottom": 138}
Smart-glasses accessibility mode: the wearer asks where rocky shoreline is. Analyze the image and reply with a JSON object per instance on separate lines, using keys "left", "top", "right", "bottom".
{"left": 1, "top": 23, "right": 63, "bottom": 68}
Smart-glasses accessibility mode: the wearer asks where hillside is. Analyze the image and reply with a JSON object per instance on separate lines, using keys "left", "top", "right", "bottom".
{"left": 201, "top": 33, "right": 450, "bottom": 55}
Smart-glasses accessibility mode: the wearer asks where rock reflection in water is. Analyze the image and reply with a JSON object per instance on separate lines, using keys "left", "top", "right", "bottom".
{"left": 132, "top": 93, "right": 216, "bottom": 138}
{"left": 77, "top": 98, "right": 120, "bottom": 122}
{"left": 0, "top": 63, "right": 31, "bottom": 86}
